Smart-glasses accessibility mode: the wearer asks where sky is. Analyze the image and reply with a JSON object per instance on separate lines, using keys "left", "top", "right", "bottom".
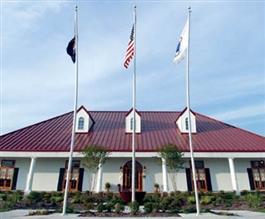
{"left": 1, "top": 0, "right": 264, "bottom": 136}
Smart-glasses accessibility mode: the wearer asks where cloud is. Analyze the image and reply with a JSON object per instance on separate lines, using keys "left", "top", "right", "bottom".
{"left": 211, "top": 103, "right": 265, "bottom": 121}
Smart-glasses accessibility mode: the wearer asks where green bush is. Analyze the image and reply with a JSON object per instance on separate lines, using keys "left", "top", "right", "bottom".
{"left": 144, "top": 202, "right": 153, "bottom": 213}
{"left": 129, "top": 201, "right": 139, "bottom": 215}
{"left": 26, "top": 191, "right": 43, "bottom": 203}
{"left": 168, "top": 199, "right": 181, "bottom": 213}
{"left": 181, "top": 206, "right": 196, "bottom": 213}
{"left": 245, "top": 193, "right": 262, "bottom": 208}
{"left": 6, "top": 191, "right": 23, "bottom": 204}
{"left": 70, "top": 192, "right": 82, "bottom": 204}
{"left": 240, "top": 190, "right": 249, "bottom": 196}
{"left": 114, "top": 203, "right": 124, "bottom": 214}
{"left": 200, "top": 196, "right": 215, "bottom": 205}
{"left": 96, "top": 203, "right": 105, "bottom": 213}
{"left": 50, "top": 195, "right": 63, "bottom": 203}
{"left": 159, "top": 196, "right": 173, "bottom": 212}
{"left": 85, "top": 202, "right": 94, "bottom": 210}
{"left": 187, "top": 196, "right": 196, "bottom": 204}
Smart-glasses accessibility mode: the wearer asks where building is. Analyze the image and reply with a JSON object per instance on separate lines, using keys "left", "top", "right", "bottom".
{"left": 0, "top": 106, "right": 264, "bottom": 194}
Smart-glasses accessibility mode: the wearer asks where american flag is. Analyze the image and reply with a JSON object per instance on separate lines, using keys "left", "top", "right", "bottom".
{"left": 124, "top": 25, "right": 135, "bottom": 69}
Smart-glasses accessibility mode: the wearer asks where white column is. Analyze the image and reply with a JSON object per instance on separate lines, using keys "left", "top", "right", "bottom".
{"left": 24, "top": 157, "right": 36, "bottom": 194}
{"left": 162, "top": 158, "right": 168, "bottom": 192}
{"left": 95, "top": 163, "right": 103, "bottom": 193}
{"left": 228, "top": 157, "right": 239, "bottom": 195}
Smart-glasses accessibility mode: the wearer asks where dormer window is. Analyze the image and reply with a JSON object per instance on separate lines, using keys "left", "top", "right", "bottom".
{"left": 185, "top": 117, "right": 189, "bottom": 130}
{"left": 78, "top": 117, "right": 85, "bottom": 130}
{"left": 75, "top": 106, "right": 95, "bottom": 133}
{"left": 125, "top": 108, "right": 141, "bottom": 133}
{"left": 176, "top": 108, "right": 197, "bottom": 133}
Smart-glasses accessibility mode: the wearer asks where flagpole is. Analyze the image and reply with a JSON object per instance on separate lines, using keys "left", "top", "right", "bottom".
{"left": 62, "top": 5, "right": 78, "bottom": 215}
{"left": 131, "top": 5, "right": 137, "bottom": 203}
{"left": 186, "top": 7, "right": 200, "bottom": 216}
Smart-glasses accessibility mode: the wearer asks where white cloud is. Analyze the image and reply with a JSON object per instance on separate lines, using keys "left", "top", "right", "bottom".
{"left": 211, "top": 103, "right": 265, "bottom": 121}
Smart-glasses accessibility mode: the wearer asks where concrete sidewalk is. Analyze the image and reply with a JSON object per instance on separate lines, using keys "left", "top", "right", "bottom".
{"left": 0, "top": 209, "right": 265, "bottom": 219}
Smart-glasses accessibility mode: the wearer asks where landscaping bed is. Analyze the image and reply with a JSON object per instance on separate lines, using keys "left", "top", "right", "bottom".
{"left": 0, "top": 190, "right": 265, "bottom": 216}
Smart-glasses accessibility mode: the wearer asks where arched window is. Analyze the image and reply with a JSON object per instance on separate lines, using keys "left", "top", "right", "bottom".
{"left": 78, "top": 117, "right": 85, "bottom": 130}
{"left": 130, "top": 117, "right": 134, "bottom": 131}
{"left": 185, "top": 117, "right": 189, "bottom": 130}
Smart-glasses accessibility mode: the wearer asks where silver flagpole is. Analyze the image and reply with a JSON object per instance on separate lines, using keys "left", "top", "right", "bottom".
{"left": 62, "top": 5, "right": 79, "bottom": 216}
{"left": 186, "top": 7, "right": 200, "bottom": 216}
{"left": 131, "top": 5, "right": 137, "bottom": 203}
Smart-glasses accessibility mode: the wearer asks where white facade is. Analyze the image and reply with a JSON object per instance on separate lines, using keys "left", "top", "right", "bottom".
{"left": 1, "top": 154, "right": 263, "bottom": 193}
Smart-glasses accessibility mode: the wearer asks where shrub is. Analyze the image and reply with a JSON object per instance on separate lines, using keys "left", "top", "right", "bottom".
{"left": 85, "top": 202, "right": 94, "bottom": 210}
{"left": 6, "top": 191, "right": 23, "bottom": 204}
{"left": 26, "top": 191, "right": 43, "bottom": 203}
{"left": 168, "top": 199, "right": 181, "bottom": 213}
{"left": 181, "top": 206, "right": 196, "bottom": 213}
{"left": 105, "top": 182, "right": 111, "bottom": 192}
{"left": 159, "top": 196, "right": 173, "bottom": 212}
{"left": 50, "top": 195, "right": 63, "bottom": 203}
{"left": 154, "top": 183, "right": 160, "bottom": 193}
{"left": 96, "top": 203, "right": 105, "bottom": 213}
{"left": 114, "top": 203, "right": 124, "bottom": 214}
{"left": 240, "top": 190, "right": 249, "bottom": 196}
{"left": 187, "top": 196, "right": 196, "bottom": 204}
{"left": 70, "top": 192, "right": 82, "bottom": 204}
{"left": 129, "top": 201, "right": 139, "bottom": 215}
{"left": 144, "top": 202, "right": 153, "bottom": 213}
{"left": 200, "top": 196, "right": 215, "bottom": 205}
{"left": 245, "top": 193, "right": 262, "bottom": 208}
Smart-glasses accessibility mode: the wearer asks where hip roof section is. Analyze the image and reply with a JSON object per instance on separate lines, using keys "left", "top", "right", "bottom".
{"left": 0, "top": 110, "right": 264, "bottom": 152}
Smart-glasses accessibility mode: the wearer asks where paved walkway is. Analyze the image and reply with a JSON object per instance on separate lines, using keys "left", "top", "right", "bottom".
{"left": 0, "top": 209, "right": 265, "bottom": 219}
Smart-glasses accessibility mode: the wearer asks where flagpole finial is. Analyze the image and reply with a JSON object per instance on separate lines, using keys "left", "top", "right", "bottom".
{"left": 134, "top": 5, "right": 136, "bottom": 9}
{"left": 75, "top": 5, "right": 78, "bottom": 11}
{"left": 188, "top": 6, "right": 191, "bottom": 12}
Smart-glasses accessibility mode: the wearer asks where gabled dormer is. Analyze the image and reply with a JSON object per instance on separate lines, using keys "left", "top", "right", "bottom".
{"left": 75, "top": 106, "right": 95, "bottom": 133}
{"left": 176, "top": 107, "right": 197, "bottom": 133}
{"left": 125, "top": 108, "right": 141, "bottom": 133}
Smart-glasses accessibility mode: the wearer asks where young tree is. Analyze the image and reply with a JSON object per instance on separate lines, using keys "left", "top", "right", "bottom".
{"left": 159, "top": 144, "right": 184, "bottom": 191}
{"left": 82, "top": 145, "right": 109, "bottom": 191}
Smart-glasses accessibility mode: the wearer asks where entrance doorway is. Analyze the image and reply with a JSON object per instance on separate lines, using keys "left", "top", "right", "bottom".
{"left": 122, "top": 160, "right": 143, "bottom": 192}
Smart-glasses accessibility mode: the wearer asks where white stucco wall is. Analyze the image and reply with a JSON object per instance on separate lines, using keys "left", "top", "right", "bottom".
{"left": 203, "top": 158, "right": 232, "bottom": 191}
{"left": 235, "top": 159, "right": 253, "bottom": 191}
{"left": 14, "top": 158, "right": 30, "bottom": 190}
{"left": 32, "top": 158, "right": 66, "bottom": 191}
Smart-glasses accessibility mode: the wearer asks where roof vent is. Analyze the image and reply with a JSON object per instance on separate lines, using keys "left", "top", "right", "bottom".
{"left": 125, "top": 108, "right": 141, "bottom": 133}
{"left": 176, "top": 108, "right": 196, "bottom": 133}
{"left": 75, "top": 106, "right": 94, "bottom": 133}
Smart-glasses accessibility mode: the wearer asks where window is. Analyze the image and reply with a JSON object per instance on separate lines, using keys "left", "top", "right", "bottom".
{"left": 63, "top": 160, "right": 81, "bottom": 192}
{"left": 130, "top": 117, "right": 134, "bottom": 131}
{"left": 185, "top": 117, "right": 189, "bottom": 130}
{"left": 251, "top": 160, "right": 265, "bottom": 190}
{"left": 0, "top": 160, "right": 15, "bottom": 191}
{"left": 78, "top": 117, "right": 85, "bottom": 130}
{"left": 190, "top": 160, "right": 208, "bottom": 192}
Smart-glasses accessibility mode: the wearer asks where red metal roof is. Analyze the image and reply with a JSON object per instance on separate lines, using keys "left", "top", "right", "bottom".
{"left": 0, "top": 108, "right": 264, "bottom": 152}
